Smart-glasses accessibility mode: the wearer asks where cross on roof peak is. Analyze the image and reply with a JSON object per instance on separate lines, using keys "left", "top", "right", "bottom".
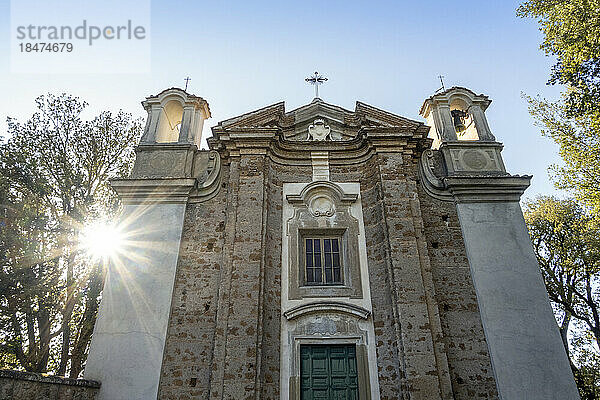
{"left": 305, "top": 71, "right": 328, "bottom": 99}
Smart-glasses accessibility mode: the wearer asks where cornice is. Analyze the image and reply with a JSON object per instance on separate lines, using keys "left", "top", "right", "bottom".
{"left": 142, "top": 87, "right": 211, "bottom": 117}
{"left": 209, "top": 123, "right": 431, "bottom": 166}
{"left": 110, "top": 178, "right": 196, "bottom": 204}
{"left": 445, "top": 175, "right": 531, "bottom": 203}
{"left": 418, "top": 147, "right": 531, "bottom": 203}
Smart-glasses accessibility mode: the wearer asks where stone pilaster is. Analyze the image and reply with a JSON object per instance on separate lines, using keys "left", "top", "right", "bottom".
{"left": 209, "top": 154, "right": 268, "bottom": 399}
{"left": 377, "top": 153, "right": 453, "bottom": 400}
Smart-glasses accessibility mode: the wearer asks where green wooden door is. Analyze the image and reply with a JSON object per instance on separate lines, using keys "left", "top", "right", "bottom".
{"left": 300, "top": 344, "right": 359, "bottom": 400}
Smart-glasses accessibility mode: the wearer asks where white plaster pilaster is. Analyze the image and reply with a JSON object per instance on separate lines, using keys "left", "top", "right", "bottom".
{"left": 311, "top": 151, "right": 329, "bottom": 181}
{"left": 85, "top": 202, "right": 187, "bottom": 400}
{"left": 456, "top": 202, "right": 580, "bottom": 400}
{"left": 141, "top": 107, "right": 162, "bottom": 143}
{"left": 469, "top": 105, "right": 495, "bottom": 141}
{"left": 179, "top": 105, "right": 196, "bottom": 143}
{"left": 192, "top": 109, "right": 205, "bottom": 148}
{"left": 438, "top": 104, "right": 457, "bottom": 141}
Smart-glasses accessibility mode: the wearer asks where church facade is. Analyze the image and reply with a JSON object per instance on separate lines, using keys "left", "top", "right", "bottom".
{"left": 84, "top": 87, "right": 580, "bottom": 400}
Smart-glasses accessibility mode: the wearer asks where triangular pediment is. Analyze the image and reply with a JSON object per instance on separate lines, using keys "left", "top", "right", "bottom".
{"left": 286, "top": 98, "right": 357, "bottom": 141}
{"left": 355, "top": 102, "right": 421, "bottom": 129}
{"left": 212, "top": 98, "right": 424, "bottom": 142}
{"left": 217, "top": 102, "right": 286, "bottom": 129}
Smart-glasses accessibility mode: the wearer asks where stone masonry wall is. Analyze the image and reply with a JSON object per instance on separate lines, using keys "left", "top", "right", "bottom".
{"left": 0, "top": 370, "right": 99, "bottom": 400}
{"left": 158, "top": 150, "right": 498, "bottom": 399}
{"left": 158, "top": 168, "right": 230, "bottom": 399}
{"left": 259, "top": 160, "right": 312, "bottom": 399}
{"left": 417, "top": 175, "right": 498, "bottom": 399}
{"left": 332, "top": 154, "right": 453, "bottom": 400}
{"left": 212, "top": 154, "right": 267, "bottom": 400}
{"left": 158, "top": 158, "right": 314, "bottom": 400}
{"left": 331, "top": 155, "right": 498, "bottom": 400}
{"left": 331, "top": 156, "right": 406, "bottom": 400}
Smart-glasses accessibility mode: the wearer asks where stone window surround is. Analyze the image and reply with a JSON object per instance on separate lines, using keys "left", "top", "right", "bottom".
{"left": 286, "top": 181, "right": 362, "bottom": 299}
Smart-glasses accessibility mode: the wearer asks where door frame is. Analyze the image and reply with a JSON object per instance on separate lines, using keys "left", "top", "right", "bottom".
{"left": 290, "top": 336, "right": 371, "bottom": 400}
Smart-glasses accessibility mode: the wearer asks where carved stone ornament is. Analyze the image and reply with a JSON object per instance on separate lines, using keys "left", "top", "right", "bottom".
{"left": 309, "top": 195, "right": 335, "bottom": 217}
{"left": 308, "top": 119, "right": 331, "bottom": 141}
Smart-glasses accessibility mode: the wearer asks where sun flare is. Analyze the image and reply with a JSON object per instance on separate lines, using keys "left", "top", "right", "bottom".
{"left": 80, "top": 220, "right": 124, "bottom": 261}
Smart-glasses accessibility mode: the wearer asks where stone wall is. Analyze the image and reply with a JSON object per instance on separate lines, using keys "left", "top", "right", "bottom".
{"left": 158, "top": 168, "right": 230, "bottom": 399}
{"left": 417, "top": 180, "right": 498, "bottom": 399}
{"left": 331, "top": 156, "right": 406, "bottom": 400}
{"left": 331, "top": 156, "right": 498, "bottom": 400}
{"left": 259, "top": 160, "right": 312, "bottom": 399}
{"left": 0, "top": 370, "right": 99, "bottom": 400}
{"left": 157, "top": 150, "right": 498, "bottom": 399}
{"left": 158, "top": 159, "right": 315, "bottom": 400}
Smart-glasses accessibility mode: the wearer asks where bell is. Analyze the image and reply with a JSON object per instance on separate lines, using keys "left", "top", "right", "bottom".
{"left": 451, "top": 109, "right": 467, "bottom": 133}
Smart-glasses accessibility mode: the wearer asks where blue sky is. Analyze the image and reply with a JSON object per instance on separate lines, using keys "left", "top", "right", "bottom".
{"left": 0, "top": 0, "right": 564, "bottom": 199}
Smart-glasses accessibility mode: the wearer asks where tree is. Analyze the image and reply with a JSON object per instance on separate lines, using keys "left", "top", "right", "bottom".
{"left": 517, "top": 0, "right": 600, "bottom": 117}
{"left": 524, "top": 95, "right": 600, "bottom": 214}
{"left": 518, "top": 0, "right": 600, "bottom": 214}
{"left": 518, "top": 1, "right": 600, "bottom": 395}
{"left": 524, "top": 196, "right": 600, "bottom": 398}
{"left": 0, "top": 93, "right": 142, "bottom": 377}
{"left": 0, "top": 172, "right": 61, "bottom": 373}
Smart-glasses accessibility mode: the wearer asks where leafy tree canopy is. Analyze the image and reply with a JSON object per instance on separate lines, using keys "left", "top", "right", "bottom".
{"left": 524, "top": 94, "right": 600, "bottom": 213}
{"left": 0, "top": 93, "right": 142, "bottom": 377}
{"left": 524, "top": 196, "right": 600, "bottom": 398}
{"left": 518, "top": 0, "right": 600, "bottom": 117}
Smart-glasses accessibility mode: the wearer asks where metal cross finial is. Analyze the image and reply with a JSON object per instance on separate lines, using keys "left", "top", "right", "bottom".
{"left": 438, "top": 75, "right": 445, "bottom": 92}
{"left": 184, "top": 77, "right": 191, "bottom": 91}
{"left": 305, "top": 71, "right": 328, "bottom": 99}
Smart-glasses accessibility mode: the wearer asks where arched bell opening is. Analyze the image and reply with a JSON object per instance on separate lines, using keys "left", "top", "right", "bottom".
{"left": 449, "top": 96, "right": 479, "bottom": 141}
{"left": 156, "top": 99, "right": 184, "bottom": 143}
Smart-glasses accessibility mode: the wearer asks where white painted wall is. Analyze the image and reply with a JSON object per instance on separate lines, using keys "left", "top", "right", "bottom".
{"left": 85, "top": 203, "right": 187, "bottom": 400}
{"left": 457, "top": 201, "right": 580, "bottom": 400}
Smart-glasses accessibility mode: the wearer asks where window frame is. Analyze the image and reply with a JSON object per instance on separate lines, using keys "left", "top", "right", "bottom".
{"left": 290, "top": 224, "right": 362, "bottom": 299}
{"left": 303, "top": 236, "right": 343, "bottom": 286}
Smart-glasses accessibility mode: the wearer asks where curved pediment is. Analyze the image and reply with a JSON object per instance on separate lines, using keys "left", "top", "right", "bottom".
{"left": 283, "top": 301, "right": 371, "bottom": 321}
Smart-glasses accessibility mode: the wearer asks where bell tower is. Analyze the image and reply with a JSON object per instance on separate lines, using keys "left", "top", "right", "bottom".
{"left": 420, "top": 87, "right": 507, "bottom": 179}
{"left": 418, "top": 87, "right": 579, "bottom": 399}
{"left": 140, "top": 87, "right": 210, "bottom": 148}
{"left": 85, "top": 87, "right": 221, "bottom": 400}
{"left": 420, "top": 86, "right": 495, "bottom": 147}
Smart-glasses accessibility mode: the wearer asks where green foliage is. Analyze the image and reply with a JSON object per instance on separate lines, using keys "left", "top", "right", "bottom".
{"left": 518, "top": 0, "right": 600, "bottom": 394}
{"left": 517, "top": 0, "right": 600, "bottom": 117}
{"left": 524, "top": 196, "right": 600, "bottom": 397}
{"left": 0, "top": 94, "right": 142, "bottom": 377}
{"left": 524, "top": 94, "right": 600, "bottom": 214}
{"left": 571, "top": 331, "right": 600, "bottom": 399}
